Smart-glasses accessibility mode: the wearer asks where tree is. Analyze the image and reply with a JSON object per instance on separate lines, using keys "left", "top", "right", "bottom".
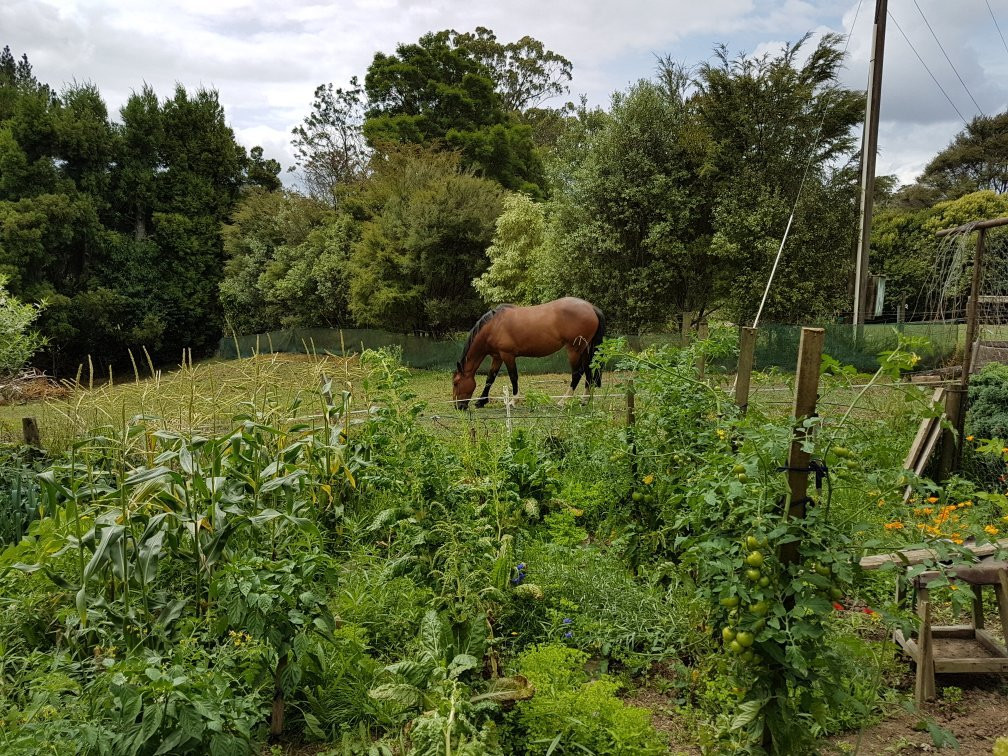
{"left": 290, "top": 80, "right": 369, "bottom": 206}
{"left": 348, "top": 145, "right": 503, "bottom": 333}
{"left": 220, "top": 189, "right": 353, "bottom": 333}
{"left": 543, "top": 79, "right": 708, "bottom": 331}
{"left": 918, "top": 111, "right": 1008, "bottom": 199}
{"left": 693, "top": 34, "right": 864, "bottom": 323}
{"left": 362, "top": 30, "right": 546, "bottom": 196}
{"left": 447, "top": 27, "right": 572, "bottom": 113}
{"left": 245, "top": 146, "right": 282, "bottom": 192}
{"left": 473, "top": 193, "right": 553, "bottom": 305}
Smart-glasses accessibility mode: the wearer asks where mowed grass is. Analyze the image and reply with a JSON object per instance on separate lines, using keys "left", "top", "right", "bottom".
{"left": 0, "top": 353, "right": 634, "bottom": 452}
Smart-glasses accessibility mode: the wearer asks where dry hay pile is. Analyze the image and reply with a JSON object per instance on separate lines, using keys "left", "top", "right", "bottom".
{"left": 0, "top": 368, "right": 71, "bottom": 405}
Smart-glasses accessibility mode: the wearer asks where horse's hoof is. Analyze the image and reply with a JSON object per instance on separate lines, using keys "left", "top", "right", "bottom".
{"left": 474, "top": 398, "right": 489, "bottom": 408}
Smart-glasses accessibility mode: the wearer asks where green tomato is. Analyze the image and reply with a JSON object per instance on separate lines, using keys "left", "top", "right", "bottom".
{"left": 733, "top": 464, "right": 747, "bottom": 476}
{"left": 833, "top": 446, "right": 852, "bottom": 459}
{"left": 741, "top": 650, "right": 755, "bottom": 663}
{"left": 745, "top": 568, "right": 762, "bottom": 581}
{"left": 749, "top": 600, "right": 770, "bottom": 616}
{"left": 752, "top": 618, "right": 766, "bottom": 631}
{"left": 830, "top": 587, "right": 844, "bottom": 600}
{"left": 745, "top": 551, "right": 764, "bottom": 568}
{"left": 815, "top": 564, "right": 832, "bottom": 577}
{"left": 737, "top": 473, "right": 749, "bottom": 484}
{"left": 722, "top": 627, "right": 736, "bottom": 643}
{"left": 720, "top": 596, "right": 740, "bottom": 609}
{"left": 632, "top": 491, "right": 643, "bottom": 502}
{"left": 758, "top": 575, "right": 771, "bottom": 588}
{"left": 729, "top": 640, "right": 743, "bottom": 655}
{"left": 736, "top": 631, "right": 754, "bottom": 648}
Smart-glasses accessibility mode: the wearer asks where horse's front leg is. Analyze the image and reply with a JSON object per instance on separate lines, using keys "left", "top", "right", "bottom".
{"left": 502, "top": 354, "right": 519, "bottom": 401}
{"left": 474, "top": 355, "right": 502, "bottom": 408}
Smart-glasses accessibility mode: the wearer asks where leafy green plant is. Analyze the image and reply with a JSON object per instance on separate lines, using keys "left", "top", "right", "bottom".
{"left": 509, "top": 643, "right": 667, "bottom": 755}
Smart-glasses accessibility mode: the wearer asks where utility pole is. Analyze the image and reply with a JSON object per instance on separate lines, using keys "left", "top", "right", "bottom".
{"left": 853, "top": 0, "right": 888, "bottom": 328}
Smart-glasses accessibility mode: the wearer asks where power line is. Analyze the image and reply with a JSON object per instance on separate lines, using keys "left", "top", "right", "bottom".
{"left": 987, "top": 0, "right": 1008, "bottom": 57}
{"left": 912, "top": 0, "right": 984, "bottom": 114}
{"left": 887, "top": 9, "right": 970, "bottom": 126}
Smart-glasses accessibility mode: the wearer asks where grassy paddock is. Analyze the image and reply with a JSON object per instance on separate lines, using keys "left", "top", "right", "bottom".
{"left": 0, "top": 353, "right": 639, "bottom": 452}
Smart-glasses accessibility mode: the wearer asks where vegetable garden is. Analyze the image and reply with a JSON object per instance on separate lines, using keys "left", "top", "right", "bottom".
{"left": 2, "top": 331, "right": 1008, "bottom": 755}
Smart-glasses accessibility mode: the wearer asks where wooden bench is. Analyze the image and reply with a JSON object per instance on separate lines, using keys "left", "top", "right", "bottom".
{"left": 860, "top": 540, "right": 1008, "bottom": 705}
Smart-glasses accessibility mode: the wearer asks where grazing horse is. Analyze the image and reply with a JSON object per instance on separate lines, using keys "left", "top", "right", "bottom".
{"left": 452, "top": 297, "right": 606, "bottom": 410}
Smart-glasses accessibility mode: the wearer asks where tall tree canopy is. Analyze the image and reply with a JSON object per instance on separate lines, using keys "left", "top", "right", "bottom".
{"left": 362, "top": 30, "right": 549, "bottom": 196}
{"left": 290, "top": 79, "right": 369, "bottom": 207}
{"left": 348, "top": 145, "right": 503, "bottom": 333}
{"left": 694, "top": 33, "right": 864, "bottom": 323}
{"left": 918, "top": 111, "right": 1008, "bottom": 200}
{"left": 0, "top": 46, "right": 279, "bottom": 372}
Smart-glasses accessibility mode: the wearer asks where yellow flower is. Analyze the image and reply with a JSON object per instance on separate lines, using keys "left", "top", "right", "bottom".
{"left": 927, "top": 496, "right": 939, "bottom": 504}
{"left": 967, "top": 435, "right": 975, "bottom": 441}
{"left": 717, "top": 428, "right": 728, "bottom": 440}
{"left": 985, "top": 525, "right": 999, "bottom": 536}
{"left": 884, "top": 521, "right": 905, "bottom": 531}
{"left": 643, "top": 474, "right": 654, "bottom": 485}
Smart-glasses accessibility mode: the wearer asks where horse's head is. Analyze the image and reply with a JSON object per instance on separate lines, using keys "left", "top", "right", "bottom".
{"left": 452, "top": 362, "right": 476, "bottom": 410}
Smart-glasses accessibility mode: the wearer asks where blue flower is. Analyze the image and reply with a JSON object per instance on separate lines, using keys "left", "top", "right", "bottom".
{"left": 516, "top": 563, "right": 526, "bottom": 571}
{"left": 564, "top": 631, "right": 573, "bottom": 638}
{"left": 562, "top": 617, "right": 573, "bottom": 625}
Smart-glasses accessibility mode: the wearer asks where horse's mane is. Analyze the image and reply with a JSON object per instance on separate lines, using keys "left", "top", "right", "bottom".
{"left": 458, "top": 304, "right": 514, "bottom": 369}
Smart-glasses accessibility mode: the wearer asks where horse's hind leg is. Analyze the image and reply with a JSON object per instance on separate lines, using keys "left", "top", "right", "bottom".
{"left": 474, "top": 355, "right": 502, "bottom": 408}
{"left": 562, "top": 346, "right": 584, "bottom": 404}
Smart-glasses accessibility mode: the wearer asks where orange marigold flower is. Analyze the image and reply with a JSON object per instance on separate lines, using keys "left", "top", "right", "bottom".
{"left": 927, "top": 496, "right": 939, "bottom": 504}
{"left": 923, "top": 507, "right": 933, "bottom": 515}
{"left": 884, "top": 521, "right": 905, "bottom": 531}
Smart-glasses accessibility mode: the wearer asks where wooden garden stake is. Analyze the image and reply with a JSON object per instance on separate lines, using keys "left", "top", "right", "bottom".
{"left": 780, "top": 327, "right": 824, "bottom": 567}
{"left": 734, "top": 327, "right": 758, "bottom": 416}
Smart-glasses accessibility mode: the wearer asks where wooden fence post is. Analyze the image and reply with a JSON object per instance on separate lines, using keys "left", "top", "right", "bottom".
{"left": 695, "top": 319, "right": 709, "bottom": 379}
{"left": 735, "top": 327, "right": 758, "bottom": 416}
{"left": 22, "top": 417, "right": 41, "bottom": 448}
{"left": 627, "top": 378, "right": 638, "bottom": 478}
{"left": 780, "top": 327, "right": 825, "bottom": 567}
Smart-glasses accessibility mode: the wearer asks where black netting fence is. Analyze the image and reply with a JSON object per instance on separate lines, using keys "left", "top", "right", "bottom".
{"left": 218, "top": 321, "right": 961, "bottom": 375}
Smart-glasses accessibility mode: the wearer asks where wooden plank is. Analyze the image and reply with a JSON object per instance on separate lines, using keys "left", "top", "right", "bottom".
{"left": 997, "top": 571, "right": 1008, "bottom": 647}
{"left": 916, "top": 596, "right": 935, "bottom": 704}
{"left": 936, "top": 215, "right": 1008, "bottom": 237}
{"left": 930, "top": 625, "right": 978, "bottom": 639}
{"left": 933, "top": 658, "right": 1008, "bottom": 674}
{"left": 903, "top": 387, "right": 944, "bottom": 470}
{"left": 973, "top": 584, "right": 985, "bottom": 630}
{"left": 859, "top": 538, "right": 1008, "bottom": 570}
{"left": 894, "top": 630, "right": 918, "bottom": 660}
{"left": 975, "top": 629, "right": 1008, "bottom": 657}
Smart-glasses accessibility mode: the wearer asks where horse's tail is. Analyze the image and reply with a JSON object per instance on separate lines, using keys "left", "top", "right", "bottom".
{"left": 587, "top": 306, "right": 606, "bottom": 388}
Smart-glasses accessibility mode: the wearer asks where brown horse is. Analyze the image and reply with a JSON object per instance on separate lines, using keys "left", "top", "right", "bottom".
{"left": 452, "top": 297, "right": 606, "bottom": 410}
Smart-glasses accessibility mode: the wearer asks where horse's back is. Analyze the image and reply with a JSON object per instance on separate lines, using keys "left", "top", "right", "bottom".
{"left": 490, "top": 298, "right": 600, "bottom": 357}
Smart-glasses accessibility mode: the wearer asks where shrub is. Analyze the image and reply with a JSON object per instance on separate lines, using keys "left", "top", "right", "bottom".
{"left": 0, "top": 273, "right": 45, "bottom": 376}
{"left": 508, "top": 643, "right": 667, "bottom": 755}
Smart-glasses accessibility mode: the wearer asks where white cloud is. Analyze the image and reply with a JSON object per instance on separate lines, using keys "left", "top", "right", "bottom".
{"left": 3, "top": 0, "right": 1006, "bottom": 184}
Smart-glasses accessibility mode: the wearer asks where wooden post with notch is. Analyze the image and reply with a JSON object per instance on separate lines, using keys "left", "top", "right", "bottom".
{"left": 780, "top": 328, "right": 825, "bottom": 567}
{"left": 735, "top": 327, "right": 758, "bottom": 416}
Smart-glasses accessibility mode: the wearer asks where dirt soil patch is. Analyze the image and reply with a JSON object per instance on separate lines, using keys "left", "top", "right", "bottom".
{"left": 828, "top": 674, "right": 1008, "bottom": 754}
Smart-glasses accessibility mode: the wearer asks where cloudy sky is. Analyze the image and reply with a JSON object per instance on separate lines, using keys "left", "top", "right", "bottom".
{"left": 5, "top": 0, "right": 1008, "bottom": 186}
